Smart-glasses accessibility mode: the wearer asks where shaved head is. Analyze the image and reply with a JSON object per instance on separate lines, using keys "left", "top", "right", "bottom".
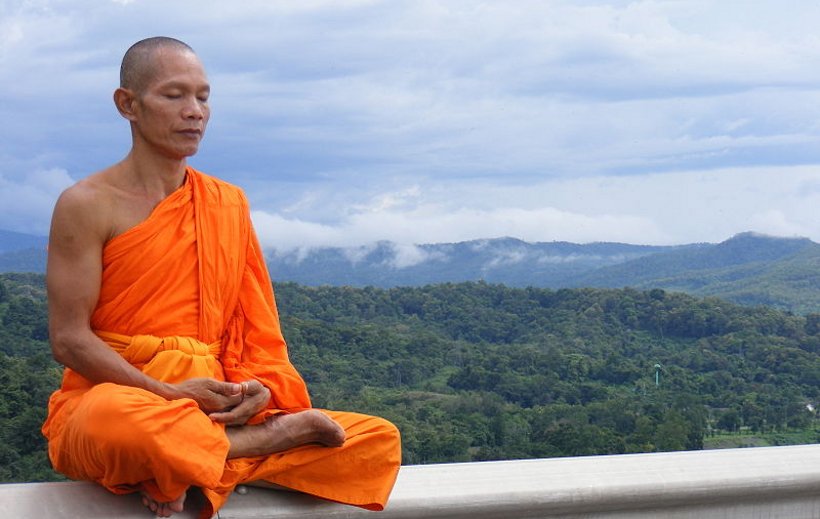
{"left": 120, "top": 37, "right": 196, "bottom": 94}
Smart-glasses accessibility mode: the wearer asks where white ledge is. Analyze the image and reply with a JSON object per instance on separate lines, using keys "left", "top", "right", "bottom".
{"left": 2, "top": 444, "right": 820, "bottom": 518}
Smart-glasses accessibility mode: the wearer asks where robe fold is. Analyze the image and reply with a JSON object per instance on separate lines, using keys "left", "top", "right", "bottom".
{"left": 42, "top": 167, "right": 401, "bottom": 518}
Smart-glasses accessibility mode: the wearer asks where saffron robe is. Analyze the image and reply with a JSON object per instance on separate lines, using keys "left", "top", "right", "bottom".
{"left": 41, "top": 168, "right": 401, "bottom": 518}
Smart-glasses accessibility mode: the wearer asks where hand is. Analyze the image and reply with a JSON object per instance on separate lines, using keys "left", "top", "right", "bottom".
{"left": 167, "top": 377, "right": 243, "bottom": 414}
{"left": 208, "top": 379, "right": 271, "bottom": 426}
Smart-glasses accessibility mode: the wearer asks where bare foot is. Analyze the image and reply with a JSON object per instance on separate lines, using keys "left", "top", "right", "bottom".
{"left": 227, "top": 409, "right": 345, "bottom": 458}
{"left": 140, "top": 489, "right": 186, "bottom": 517}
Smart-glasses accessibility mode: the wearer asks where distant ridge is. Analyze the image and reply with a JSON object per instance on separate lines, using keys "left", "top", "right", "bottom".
{"left": 0, "top": 248, "right": 47, "bottom": 274}
{"left": 572, "top": 232, "right": 815, "bottom": 287}
{"left": 264, "top": 232, "right": 819, "bottom": 314}
{"left": 266, "top": 237, "right": 680, "bottom": 287}
{"left": 2, "top": 230, "right": 818, "bottom": 313}
{"left": 0, "top": 229, "right": 47, "bottom": 254}
{"left": 0, "top": 230, "right": 47, "bottom": 274}
{"left": 568, "top": 233, "right": 820, "bottom": 314}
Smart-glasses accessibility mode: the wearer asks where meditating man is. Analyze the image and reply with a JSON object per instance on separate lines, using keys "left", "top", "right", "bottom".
{"left": 42, "top": 37, "right": 401, "bottom": 518}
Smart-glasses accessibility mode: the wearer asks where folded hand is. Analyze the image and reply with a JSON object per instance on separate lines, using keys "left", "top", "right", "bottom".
{"left": 170, "top": 377, "right": 244, "bottom": 414}
{"left": 208, "top": 379, "right": 271, "bottom": 425}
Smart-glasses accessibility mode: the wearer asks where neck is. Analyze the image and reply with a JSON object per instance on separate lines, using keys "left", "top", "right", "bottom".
{"left": 118, "top": 149, "right": 189, "bottom": 201}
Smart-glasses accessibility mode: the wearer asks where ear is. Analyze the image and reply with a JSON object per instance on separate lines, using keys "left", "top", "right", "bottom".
{"left": 113, "top": 87, "right": 138, "bottom": 121}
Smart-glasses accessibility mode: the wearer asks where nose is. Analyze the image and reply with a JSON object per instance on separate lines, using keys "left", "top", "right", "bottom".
{"left": 182, "top": 96, "right": 206, "bottom": 120}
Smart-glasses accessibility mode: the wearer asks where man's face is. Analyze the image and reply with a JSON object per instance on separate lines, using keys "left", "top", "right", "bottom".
{"left": 131, "top": 48, "right": 211, "bottom": 160}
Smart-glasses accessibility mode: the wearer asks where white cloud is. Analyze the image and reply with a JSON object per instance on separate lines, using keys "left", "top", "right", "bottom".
{"left": 341, "top": 242, "right": 378, "bottom": 265}
{"left": 0, "top": 168, "right": 74, "bottom": 234}
{"left": 252, "top": 192, "right": 663, "bottom": 251}
{"left": 485, "top": 249, "right": 528, "bottom": 269}
{"left": 251, "top": 165, "right": 820, "bottom": 250}
{"left": 387, "top": 243, "right": 433, "bottom": 269}
{"left": 747, "top": 210, "right": 814, "bottom": 239}
{"left": 3, "top": 1, "right": 820, "bottom": 245}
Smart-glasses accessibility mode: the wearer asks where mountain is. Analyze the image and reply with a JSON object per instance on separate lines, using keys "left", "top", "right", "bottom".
{"left": 571, "top": 232, "right": 814, "bottom": 287}
{"left": 568, "top": 233, "right": 820, "bottom": 314}
{"left": 2, "top": 229, "right": 817, "bottom": 313}
{"left": 0, "top": 230, "right": 47, "bottom": 254}
{"left": 0, "top": 230, "right": 48, "bottom": 274}
{"left": 266, "top": 233, "right": 820, "bottom": 314}
{"left": 267, "top": 238, "right": 681, "bottom": 287}
{"left": 0, "top": 248, "right": 47, "bottom": 274}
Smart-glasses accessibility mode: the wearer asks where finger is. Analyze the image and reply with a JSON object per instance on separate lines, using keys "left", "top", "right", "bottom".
{"left": 209, "top": 404, "right": 250, "bottom": 424}
{"left": 244, "top": 380, "right": 268, "bottom": 399}
{"left": 202, "top": 378, "right": 240, "bottom": 395}
{"left": 209, "top": 384, "right": 244, "bottom": 406}
{"left": 209, "top": 410, "right": 247, "bottom": 425}
{"left": 209, "top": 393, "right": 261, "bottom": 424}
{"left": 222, "top": 392, "right": 244, "bottom": 406}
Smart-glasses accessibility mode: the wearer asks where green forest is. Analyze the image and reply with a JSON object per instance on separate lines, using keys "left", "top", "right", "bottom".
{"left": 1, "top": 273, "right": 818, "bottom": 482}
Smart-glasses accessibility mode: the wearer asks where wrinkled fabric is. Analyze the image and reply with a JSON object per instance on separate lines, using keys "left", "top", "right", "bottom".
{"left": 42, "top": 168, "right": 401, "bottom": 518}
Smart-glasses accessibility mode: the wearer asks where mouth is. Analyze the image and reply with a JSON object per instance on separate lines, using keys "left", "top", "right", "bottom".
{"left": 179, "top": 128, "right": 202, "bottom": 137}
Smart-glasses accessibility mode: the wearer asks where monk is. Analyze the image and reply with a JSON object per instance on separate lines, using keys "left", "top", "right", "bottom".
{"left": 41, "top": 37, "right": 401, "bottom": 518}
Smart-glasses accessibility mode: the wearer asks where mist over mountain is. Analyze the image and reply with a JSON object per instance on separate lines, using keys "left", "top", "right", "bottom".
{"left": 266, "top": 237, "right": 683, "bottom": 288}
{"left": 265, "top": 232, "right": 819, "bottom": 314}
{"left": 2, "top": 229, "right": 817, "bottom": 313}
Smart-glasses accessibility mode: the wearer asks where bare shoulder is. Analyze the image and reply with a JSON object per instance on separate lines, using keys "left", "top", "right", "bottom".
{"left": 50, "top": 169, "right": 118, "bottom": 249}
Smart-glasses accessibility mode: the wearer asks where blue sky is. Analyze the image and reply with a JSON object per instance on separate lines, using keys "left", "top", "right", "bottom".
{"left": 1, "top": 0, "right": 819, "bottom": 251}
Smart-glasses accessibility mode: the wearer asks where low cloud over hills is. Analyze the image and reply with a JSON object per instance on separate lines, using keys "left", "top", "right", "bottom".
{"left": 2, "top": 230, "right": 817, "bottom": 314}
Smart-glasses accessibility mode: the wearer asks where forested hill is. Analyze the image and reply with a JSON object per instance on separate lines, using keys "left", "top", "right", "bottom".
{"left": 0, "top": 273, "right": 54, "bottom": 482}
{"left": 573, "top": 232, "right": 820, "bottom": 314}
{"left": 278, "top": 282, "right": 819, "bottom": 462}
{"left": 1, "top": 274, "right": 818, "bottom": 482}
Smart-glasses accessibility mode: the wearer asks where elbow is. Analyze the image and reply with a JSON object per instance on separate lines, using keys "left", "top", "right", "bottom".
{"left": 48, "top": 327, "right": 77, "bottom": 366}
{"left": 50, "top": 336, "right": 70, "bottom": 366}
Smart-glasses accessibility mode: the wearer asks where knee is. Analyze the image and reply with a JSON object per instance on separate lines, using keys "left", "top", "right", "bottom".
{"left": 367, "top": 415, "right": 402, "bottom": 450}
{"left": 52, "top": 384, "right": 163, "bottom": 480}
{"left": 374, "top": 417, "right": 402, "bottom": 463}
{"left": 77, "top": 383, "right": 159, "bottom": 448}
{"left": 376, "top": 416, "right": 401, "bottom": 441}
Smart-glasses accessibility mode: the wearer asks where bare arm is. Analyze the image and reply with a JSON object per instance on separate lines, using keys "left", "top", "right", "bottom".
{"left": 47, "top": 184, "right": 241, "bottom": 413}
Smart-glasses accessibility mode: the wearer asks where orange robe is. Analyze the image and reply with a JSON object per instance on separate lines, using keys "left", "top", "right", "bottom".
{"left": 42, "top": 167, "right": 401, "bottom": 518}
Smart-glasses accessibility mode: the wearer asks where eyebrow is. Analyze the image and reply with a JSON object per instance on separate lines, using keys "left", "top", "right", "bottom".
{"left": 158, "top": 80, "right": 211, "bottom": 92}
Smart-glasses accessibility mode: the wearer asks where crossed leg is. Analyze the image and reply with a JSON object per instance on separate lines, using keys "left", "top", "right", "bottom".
{"left": 140, "top": 409, "right": 345, "bottom": 516}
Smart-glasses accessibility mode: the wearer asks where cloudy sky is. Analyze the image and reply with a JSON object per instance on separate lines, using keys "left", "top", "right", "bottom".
{"left": 2, "top": 0, "right": 819, "bottom": 251}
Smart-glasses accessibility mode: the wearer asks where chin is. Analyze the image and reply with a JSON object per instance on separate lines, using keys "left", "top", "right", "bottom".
{"left": 174, "top": 145, "right": 201, "bottom": 158}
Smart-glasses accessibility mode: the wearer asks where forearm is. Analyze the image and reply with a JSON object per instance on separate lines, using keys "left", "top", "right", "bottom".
{"left": 51, "top": 328, "right": 172, "bottom": 398}
{"left": 51, "top": 328, "right": 244, "bottom": 412}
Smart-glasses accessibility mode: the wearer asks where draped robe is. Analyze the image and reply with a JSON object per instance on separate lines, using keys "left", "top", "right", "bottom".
{"left": 42, "top": 168, "right": 401, "bottom": 518}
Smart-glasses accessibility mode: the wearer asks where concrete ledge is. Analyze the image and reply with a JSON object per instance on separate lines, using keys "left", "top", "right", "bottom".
{"left": 2, "top": 444, "right": 820, "bottom": 518}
